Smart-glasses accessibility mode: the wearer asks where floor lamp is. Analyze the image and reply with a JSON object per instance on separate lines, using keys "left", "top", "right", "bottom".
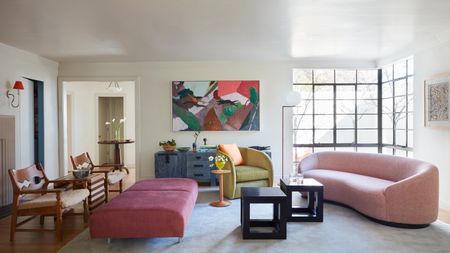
{"left": 281, "top": 91, "right": 302, "bottom": 179}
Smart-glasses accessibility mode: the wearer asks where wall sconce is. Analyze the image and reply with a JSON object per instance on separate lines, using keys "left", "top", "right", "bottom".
{"left": 6, "top": 81, "right": 24, "bottom": 108}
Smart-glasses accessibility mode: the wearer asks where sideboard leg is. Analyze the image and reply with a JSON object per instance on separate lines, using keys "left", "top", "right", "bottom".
{"left": 177, "top": 237, "right": 183, "bottom": 243}
{"left": 107, "top": 238, "right": 111, "bottom": 244}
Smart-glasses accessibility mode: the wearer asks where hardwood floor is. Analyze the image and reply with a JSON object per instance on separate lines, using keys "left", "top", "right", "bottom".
{"left": 0, "top": 169, "right": 449, "bottom": 253}
{"left": 0, "top": 168, "right": 135, "bottom": 253}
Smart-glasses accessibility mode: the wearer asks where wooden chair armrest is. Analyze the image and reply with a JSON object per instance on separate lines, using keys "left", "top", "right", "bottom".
{"left": 91, "top": 169, "right": 111, "bottom": 174}
{"left": 93, "top": 164, "right": 123, "bottom": 168}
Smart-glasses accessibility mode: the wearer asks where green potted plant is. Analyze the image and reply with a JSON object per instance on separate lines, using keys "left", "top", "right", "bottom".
{"left": 159, "top": 139, "right": 177, "bottom": 152}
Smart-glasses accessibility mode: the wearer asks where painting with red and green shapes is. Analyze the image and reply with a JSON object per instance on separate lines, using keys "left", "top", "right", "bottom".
{"left": 172, "top": 80, "right": 260, "bottom": 131}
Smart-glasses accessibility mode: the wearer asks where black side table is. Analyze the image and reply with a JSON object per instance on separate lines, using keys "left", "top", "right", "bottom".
{"left": 240, "top": 187, "right": 287, "bottom": 239}
{"left": 280, "top": 178, "right": 324, "bottom": 222}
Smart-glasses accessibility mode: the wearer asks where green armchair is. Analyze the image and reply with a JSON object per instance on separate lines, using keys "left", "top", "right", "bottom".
{"left": 218, "top": 147, "right": 273, "bottom": 199}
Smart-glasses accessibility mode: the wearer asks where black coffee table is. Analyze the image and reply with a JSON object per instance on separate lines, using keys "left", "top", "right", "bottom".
{"left": 240, "top": 187, "right": 287, "bottom": 239}
{"left": 280, "top": 178, "right": 324, "bottom": 222}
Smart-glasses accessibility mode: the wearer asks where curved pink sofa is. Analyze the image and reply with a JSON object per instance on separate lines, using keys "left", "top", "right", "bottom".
{"left": 299, "top": 152, "right": 439, "bottom": 227}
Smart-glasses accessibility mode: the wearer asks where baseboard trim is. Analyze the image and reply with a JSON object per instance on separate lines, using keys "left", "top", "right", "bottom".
{"left": 440, "top": 200, "right": 450, "bottom": 211}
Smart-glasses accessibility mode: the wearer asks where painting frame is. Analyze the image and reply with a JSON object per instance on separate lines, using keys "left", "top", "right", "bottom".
{"left": 424, "top": 73, "right": 450, "bottom": 127}
{"left": 171, "top": 80, "right": 260, "bottom": 132}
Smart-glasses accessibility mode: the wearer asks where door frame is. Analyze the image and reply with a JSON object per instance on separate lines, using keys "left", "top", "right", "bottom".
{"left": 57, "top": 76, "right": 141, "bottom": 179}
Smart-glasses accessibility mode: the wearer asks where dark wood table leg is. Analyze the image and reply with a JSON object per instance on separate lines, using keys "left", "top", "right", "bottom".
{"left": 114, "top": 143, "right": 121, "bottom": 171}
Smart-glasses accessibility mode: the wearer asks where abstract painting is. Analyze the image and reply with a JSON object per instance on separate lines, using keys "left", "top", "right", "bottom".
{"left": 424, "top": 75, "right": 450, "bottom": 127}
{"left": 172, "top": 80, "right": 260, "bottom": 131}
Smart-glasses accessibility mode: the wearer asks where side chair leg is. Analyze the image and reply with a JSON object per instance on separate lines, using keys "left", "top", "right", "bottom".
{"left": 55, "top": 212, "right": 63, "bottom": 241}
{"left": 119, "top": 180, "right": 123, "bottom": 193}
{"left": 177, "top": 237, "right": 183, "bottom": 243}
{"left": 10, "top": 210, "right": 17, "bottom": 242}
{"left": 83, "top": 199, "right": 89, "bottom": 223}
{"left": 107, "top": 238, "right": 111, "bottom": 244}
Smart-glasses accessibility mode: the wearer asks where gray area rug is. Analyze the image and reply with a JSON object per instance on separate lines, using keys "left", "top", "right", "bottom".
{"left": 59, "top": 187, "right": 450, "bottom": 253}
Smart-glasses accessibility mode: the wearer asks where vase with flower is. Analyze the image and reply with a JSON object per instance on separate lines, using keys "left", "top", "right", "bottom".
{"left": 105, "top": 117, "right": 126, "bottom": 141}
{"left": 209, "top": 154, "right": 228, "bottom": 170}
{"left": 192, "top": 131, "right": 200, "bottom": 152}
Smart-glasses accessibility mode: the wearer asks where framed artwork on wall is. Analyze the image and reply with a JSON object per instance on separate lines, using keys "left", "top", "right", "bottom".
{"left": 172, "top": 80, "right": 260, "bottom": 131}
{"left": 424, "top": 74, "right": 450, "bottom": 127}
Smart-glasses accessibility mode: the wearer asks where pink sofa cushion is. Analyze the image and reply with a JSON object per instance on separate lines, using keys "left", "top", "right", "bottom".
{"left": 126, "top": 178, "right": 197, "bottom": 193}
{"left": 304, "top": 169, "right": 394, "bottom": 220}
{"left": 90, "top": 190, "right": 195, "bottom": 239}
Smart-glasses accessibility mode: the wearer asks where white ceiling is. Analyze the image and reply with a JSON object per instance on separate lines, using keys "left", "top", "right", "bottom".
{"left": 0, "top": 0, "right": 449, "bottom": 62}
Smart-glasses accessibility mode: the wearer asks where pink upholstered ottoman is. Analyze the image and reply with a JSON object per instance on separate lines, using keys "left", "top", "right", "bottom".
{"left": 89, "top": 178, "right": 198, "bottom": 240}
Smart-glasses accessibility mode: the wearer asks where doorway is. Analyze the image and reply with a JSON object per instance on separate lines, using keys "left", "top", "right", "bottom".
{"left": 98, "top": 96, "right": 124, "bottom": 164}
{"left": 61, "top": 80, "right": 136, "bottom": 184}
{"left": 33, "top": 80, "right": 44, "bottom": 166}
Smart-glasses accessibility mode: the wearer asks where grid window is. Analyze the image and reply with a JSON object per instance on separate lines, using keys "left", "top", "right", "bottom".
{"left": 381, "top": 57, "right": 414, "bottom": 157}
{"left": 292, "top": 58, "right": 414, "bottom": 167}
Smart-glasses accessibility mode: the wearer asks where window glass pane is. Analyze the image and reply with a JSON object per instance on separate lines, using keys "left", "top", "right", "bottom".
{"left": 358, "top": 69, "right": 378, "bottom": 83}
{"left": 314, "top": 115, "right": 334, "bottom": 129}
{"left": 293, "top": 130, "right": 312, "bottom": 144}
{"left": 314, "top": 85, "right": 333, "bottom": 99}
{"left": 357, "top": 100, "right": 378, "bottom": 114}
{"left": 394, "top": 96, "right": 407, "bottom": 113}
{"left": 382, "top": 129, "right": 393, "bottom": 144}
{"left": 293, "top": 114, "right": 312, "bottom": 129}
{"left": 407, "top": 58, "right": 414, "bottom": 75}
{"left": 314, "top": 100, "right": 334, "bottom": 114}
{"left": 336, "top": 147, "right": 355, "bottom": 152}
{"left": 396, "top": 149, "right": 407, "bottom": 157}
{"left": 336, "top": 114, "right": 355, "bottom": 128}
{"left": 382, "top": 82, "right": 394, "bottom": 98}
{"left": 407, "top": 95, "right": 413, "bottom": 112}
{"left": 396, "top": 113, "right": 407, "bottom": 129}
{"left": 337, "top": 130, "right": 354, "bottom": 143}
{"left": 336, "top": 100, "right": 355, "bottom": 114}
{"left": 294, "top": 100, "right": 313, "bottom": 114}
{"left": 382, "top": 65, "right": 393, "bottom": 82}
{"left": 294, "top": 85, "right": 313, "bottom": 100}
{"left": 382, "top": 114, "right": 393, "bottom": 128}
{"left": 407, "top": 151, "right": 414, "bottom": 158}
{"left": 395, "top": 79, "right": 407, "bottom": 96}
{"left": 293, "top": 147, "right": 313, "bottom": 163}
{"left": 407, "top": 77, "right": 414, "bottom": 94}
{"left": 293, "top": 69, "right": 312, "bottom": 83}
{"left": 394, "top": 61, "right": 407, "bottom": 78}
{"left": 408, "top": 130, "right": 413, "bottom": 148}
{"left": 357, "top": 129, "right": 378, "bottom": 143}
{"left": 336, "top": 70, "right": 356, "bottom": 83}
{"left": 407, "top": 113, "right": 414, "bottom": 130}
{"left": 358, "top": 114, "right": 378, "bottom": 128}
{"left": 358, "top": 85, "right": 378, "bottom": 99}
{"left": 395, "top": 129, "right": 406, "bottom": 146}
{"left": 382, "top": 147, "right": 394, "bottom": 155}
{"left": 382, "top": 98, "right": 393, "bottom": 113}
{"left": 357, "top": 147, "right": 378, "bottom": 153}
{"left": 336, "top": 86, "right": 355, "bottom": 99}
{"left": 314, "top": 147, "right": 335, "bottom": 152}
{"left": 315, "top": 130, "right": 333, "bottom": 143}
{"left": 314, "top": 69, "right": 334, "bottom": 83}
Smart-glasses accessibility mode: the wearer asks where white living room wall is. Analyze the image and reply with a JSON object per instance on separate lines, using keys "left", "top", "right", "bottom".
{"left": 59, "top": 60, "right": 375, "bottom": 180}
{"left": 0, "top": 42, "right": 59, "bottom": 179}
{"left": 412, "top": 41, "right": 450, "bottom": 210}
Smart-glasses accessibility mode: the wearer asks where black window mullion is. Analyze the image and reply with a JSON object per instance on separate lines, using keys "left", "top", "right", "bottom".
{"left": 333, "top": 70, "right": 337, "bottom": 150}
{"left": 377, "top": 69, "right": 383, "bottom": 153}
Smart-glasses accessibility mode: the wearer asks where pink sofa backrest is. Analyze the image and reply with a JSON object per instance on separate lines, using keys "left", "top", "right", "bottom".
{"left": 298, "top": 151, "right": 437, "bottom": 182}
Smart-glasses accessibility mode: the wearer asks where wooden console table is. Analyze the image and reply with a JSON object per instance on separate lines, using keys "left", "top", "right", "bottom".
{"left": 98, "top": 139, "right": 134, "bottom": 173}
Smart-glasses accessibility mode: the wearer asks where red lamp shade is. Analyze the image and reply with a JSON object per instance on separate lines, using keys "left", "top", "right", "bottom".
{"left": 13, "top": 81, "right": 24, "bottom": 90}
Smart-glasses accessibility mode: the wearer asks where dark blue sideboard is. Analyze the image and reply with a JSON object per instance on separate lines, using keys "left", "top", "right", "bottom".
{"left": 155, "top": 151, "right": 217, "bottom": 186}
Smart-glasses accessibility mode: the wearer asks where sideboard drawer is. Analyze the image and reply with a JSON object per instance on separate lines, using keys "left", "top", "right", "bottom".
{"left": 191, "top": 169, "right": 210, "bottom": 181}
{"left": 187, "top": 152, "right": 214, "bottom": 161}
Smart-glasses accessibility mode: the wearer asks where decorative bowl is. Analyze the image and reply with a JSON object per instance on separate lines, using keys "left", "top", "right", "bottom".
{"left": 162, "top": 144, "right": 176, "bottom": 152}
{"left": 177, "top": 147, "right": 190, "bottom": 152}
{"left": 73, "top": 169, "right": 90, "bottom": 179}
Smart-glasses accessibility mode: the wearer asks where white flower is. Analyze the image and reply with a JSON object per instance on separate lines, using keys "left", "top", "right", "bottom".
{"left": 120, "top": 118, "right": 126, "bottom": 123}
{"left": 208, "top": 156, "right": 214, "bottom": 161}
{"left": 112, "top": 118, "right": 116, "bottom": 123}
{"left": 105, "top": 122, "right": 111, "bottom": 125}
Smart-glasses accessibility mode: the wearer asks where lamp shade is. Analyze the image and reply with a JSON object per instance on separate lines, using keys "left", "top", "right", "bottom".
{"left": 13, "top": 81, "right": 24, "bottom": 90}
{"left": 285, "top": 90, "right": 302, "bottom": 106}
